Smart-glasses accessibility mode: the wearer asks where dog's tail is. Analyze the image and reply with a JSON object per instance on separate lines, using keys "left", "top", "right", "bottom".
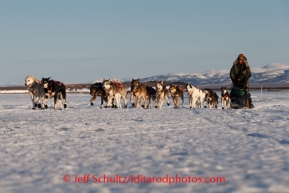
{"left": 60, "top": 84, "right": 66, "bottom": 99}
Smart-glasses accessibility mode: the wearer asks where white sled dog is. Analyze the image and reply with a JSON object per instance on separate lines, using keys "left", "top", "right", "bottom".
{"left": 102, "top": 79, "right": 128, "bottom": 108}
{"left": 155, "top": 81, "right": 170, "bottom": 109}
{"left": 25, "top": 75, "right": 46, "bottom": 109}
{"left": 186, "top": 84, "right": 205, "bottom": 108}
{"left": 221, "top": 86, "right": 231, "bottom": 109}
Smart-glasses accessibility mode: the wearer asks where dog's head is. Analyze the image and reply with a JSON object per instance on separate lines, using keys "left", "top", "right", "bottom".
{"left": 102, "top": 78, "right": 111, "bottom": 90}
{"left": 169, "top": 84, "right": 177, "bottom": 93}
{"left": 155, "top": 81, "right": 164, "bottom": 91}
{"left": 131, "top": 78, "right": 140, "bottom": 91}
{"left": 90, "top": 83, "right": 102, "bottom": 96}
{"left": 41, "top": 77, "right": 51, "bottom": 89}
{"left": 221, "top": 86, "right": 228, "bottom": 95}
{"left": 186, "top": 83, "right": 194, "bottom": 92}
{"left": 25, "top": 75, "right": 40, "bottom": 88}
{"left": 187, "top": 83, "right": 199, "bottom": 94}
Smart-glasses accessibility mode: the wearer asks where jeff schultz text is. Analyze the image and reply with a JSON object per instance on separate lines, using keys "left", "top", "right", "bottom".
{"left": 64, "top": 174, "right": 226, "bottom": 185}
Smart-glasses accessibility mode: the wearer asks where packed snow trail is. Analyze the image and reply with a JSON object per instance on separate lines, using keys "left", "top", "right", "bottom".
{"left": 0, "top": 91, "right": 289, "bottom": 193}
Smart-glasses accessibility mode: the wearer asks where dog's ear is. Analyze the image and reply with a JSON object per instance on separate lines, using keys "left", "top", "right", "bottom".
{"left": 132, "top": 78, "right": 134, "bottom": 81}
{"left": 137, "top": 78, "right": 140, "bottom": 81}
{"left": 161, "top": 80, "right": 164, "bottom": 85}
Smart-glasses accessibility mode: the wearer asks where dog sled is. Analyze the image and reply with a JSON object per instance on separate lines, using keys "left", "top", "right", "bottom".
{"left": 230, "top": 85, "right": 253, "bottom": 109}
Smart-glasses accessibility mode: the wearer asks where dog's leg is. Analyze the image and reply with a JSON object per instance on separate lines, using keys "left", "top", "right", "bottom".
{"left": 165, "top": 94, "right": 170, "bottom": 106}
{"left": 100, "top": 96, "right": 104, "bottom": 109}
{"left": 153, "top": 96, "right": 156, "bottom": 108}
{"left": 41, "top": 95, "right": 45, "bottom": 109}
{"left": 106, "top": 96, "right": 112, "bottom": 108}
{"left": 57, "top": 92, "right": 63, "bottom": 110}
{"left": 175, "top": 96, "right": 179, "bottom": 108}
{"left": 115, "top": 94, "right": 120, "bottom": 108}
{"left": 196, "top": 97, "right": 201, "bottom": 108}
{"left": 43, "top": 96, "right": 49, "bottom": 109}
{"left": 122, "top": 91, "right": 128, "bottom": 109}
{"left": 192, "top": 96, "right": 196, "bottom": 108}
{"left": 155, "top": 96, "right": 159, "bottom": 108}
{"left": 135, "top": 94, "right": 139, "bottom": 108}
{"left": 34, "top": 95, "right": 40, "bottom": 108}
{"left": 62, "top": 90, "right": 67, "bottom": 109}
{"left": 90, "top": 95, "right": 96, "bottom": 106}
{"left": 188, "top": 94, "right": 192, "bottom": 108}
{"left": 130, "top": 91, "right": 135, "bottom": 107}
{"left": 159, "top": 99, "right": 163, "bottom": 109}
{"left": 159, "top": 94, "right": 164, "bottom": 109}
{"left": 181, "top": 94, "right": 184, "bottom": 108}
{"left": 227, "top": 98, "right": 231, "bottom": 109}
{"left": 29, "top": 92, "right": 36, "bottom": 109}
{"left": 146, "top": 96, "right": 150, "bottom": 109}
{"left": 54, "top": 95, "right": 58, "bottom": 110}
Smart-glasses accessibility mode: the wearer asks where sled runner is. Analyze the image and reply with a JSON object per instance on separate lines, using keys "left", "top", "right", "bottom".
{"left": 230, "top": 86, "right": 253, "bottom": 109}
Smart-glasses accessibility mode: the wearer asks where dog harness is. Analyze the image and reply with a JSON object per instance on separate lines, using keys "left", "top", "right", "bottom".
{"left": 105, "top": 81, "right": 123, "bottom": 96}
{"left": 222, "top": 92, "right": 230, "bottom": 100}
{"left": 177, "top": 86, "right": 185, "bottom": 92}
{"left": 54, "top": 81, "right": 62, "bottom": 86}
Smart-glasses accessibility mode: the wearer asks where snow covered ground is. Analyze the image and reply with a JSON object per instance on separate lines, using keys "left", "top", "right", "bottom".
{"left": 1, "top": 91, "right": 289, "bottom": 193}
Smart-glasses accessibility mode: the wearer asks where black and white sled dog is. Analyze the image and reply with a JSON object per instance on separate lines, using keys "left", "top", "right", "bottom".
{"left": 203, "top": 88, "right": 218, "bottom": 109}
{"left": 41, "top": 77, "right": 67, "bottom": 110}
{"left": 221, "top": 86, "right": 231, "bottom": 109}
{"left": 90, "top": 82, "right": 115, "bottom": 108}
{"left": 25, "top": 75, "right": 46, "bottom": 109}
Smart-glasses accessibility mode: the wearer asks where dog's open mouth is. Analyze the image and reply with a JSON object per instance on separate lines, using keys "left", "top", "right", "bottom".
{"left": 26, "top": 84, "right": 31, "bottom": 88}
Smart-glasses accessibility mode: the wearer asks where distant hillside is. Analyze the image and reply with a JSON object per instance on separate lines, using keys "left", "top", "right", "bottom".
{"left": 138, "top": 63, "right": 289, "bottom": 85}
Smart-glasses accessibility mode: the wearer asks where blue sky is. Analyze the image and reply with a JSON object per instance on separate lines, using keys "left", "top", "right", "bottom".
{"left": 1, "top": 0, "right": 289, "bottom": 84}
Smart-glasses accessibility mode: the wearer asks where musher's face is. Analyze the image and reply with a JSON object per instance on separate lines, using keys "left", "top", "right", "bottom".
{"left": 238, "top": 59, "right": 243, "bottom": 64}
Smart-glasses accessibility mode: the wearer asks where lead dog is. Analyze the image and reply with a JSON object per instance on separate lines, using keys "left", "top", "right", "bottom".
{"left": 155, "top": 81, "right": 170, "bottom": 109}
{"left": 90, "top": 82, "right": 114, "bottom": 108}
{"left": 41, "top": 77, "right": 67, "bottom": 110}
{"left": 25, "top": 75, "right": 46, "bottom": 109}
{"left": 169, "top": 84, "right": 185, "bottom": 108}
{"left": 221, "top": 86, "right": 231, "bottom": 109}
{"left": 102, "top": 79, "right": 128, "bottom": 108}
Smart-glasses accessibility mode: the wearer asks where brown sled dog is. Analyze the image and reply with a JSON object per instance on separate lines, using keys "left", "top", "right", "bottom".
{"left": 130, "top": 78, "right": 147, "bottom": 108}
{"left": 130, "top": 78, "right": 157, "bottom": 109}
{"left": 169, "top": 84, "right": 185, "bottom": 108}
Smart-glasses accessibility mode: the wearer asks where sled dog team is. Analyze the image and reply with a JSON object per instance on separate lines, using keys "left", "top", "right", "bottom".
{"left": 25, "top": 75, "right": 232, "bottom": 110}
{"left": 91, "top": 78, "right": 232, "bottom": 110}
